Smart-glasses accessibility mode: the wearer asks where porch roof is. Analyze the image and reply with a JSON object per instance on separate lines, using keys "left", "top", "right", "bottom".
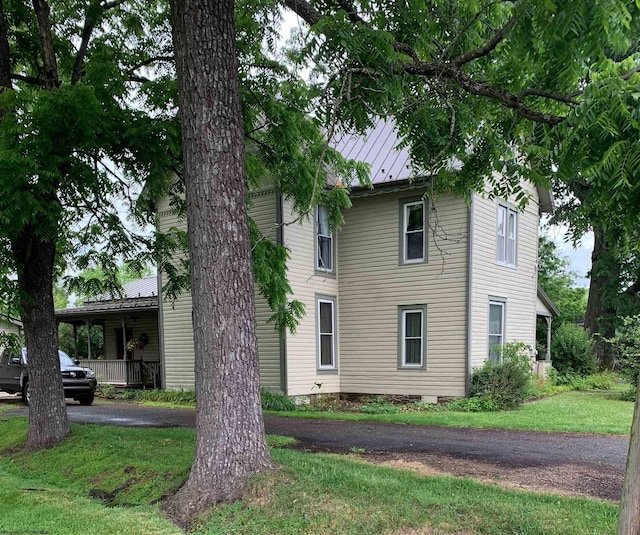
{"left": 56, "top": 296, "right": 158, "bottom": 322}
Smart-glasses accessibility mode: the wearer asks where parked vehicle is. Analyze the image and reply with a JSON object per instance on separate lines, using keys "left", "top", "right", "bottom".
{"left": 0, "top": 348, "right": 97, "bottom": 405}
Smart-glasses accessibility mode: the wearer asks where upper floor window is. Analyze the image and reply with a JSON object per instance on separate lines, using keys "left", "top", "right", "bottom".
{"left": 316, "top": 206, "right": 334, "bottom": 273}
{"left": 497, "top": 205, "right": 517, "bottom": 267}
{"left": 401, "top": 199, "right": 425, "bottom": 264}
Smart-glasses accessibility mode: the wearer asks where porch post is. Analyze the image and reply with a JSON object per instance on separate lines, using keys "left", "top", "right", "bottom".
{"left": 73, "top": 323, "right": 78, "bottom": 359}
{"left": 121, "top": 316, "right": 128, "bottom": 384}
{"left": 545, "top": 316, "right": 552, "bottom": 361}
{"left": 85, "top": 320, "right": 92, "bottom": 359}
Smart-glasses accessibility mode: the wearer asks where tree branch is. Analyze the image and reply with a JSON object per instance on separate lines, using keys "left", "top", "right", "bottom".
{"left": 518, "top": 87, "right": 578, "bottom": 106}
{"left": 32, "top": 0, "right": 59, "bottom": 89}
{"left": 0, "top": 0, "right": 12, "bottom": 90}
{"left": 11, "top": 73, "right": 43, "bottom": 86}
{"left": 72, "top": 0, "right": 125, "bottom": 85}
{"left": 284, "top": 0, "right": 565, "bottom": 126}
{"left": 452, "top": 15, "right": 516, "bottom": 66}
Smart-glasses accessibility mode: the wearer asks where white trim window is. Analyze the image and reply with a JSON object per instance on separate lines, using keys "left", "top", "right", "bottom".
{"left": 403, "top": 200, "right": 425, "bottom": 263}
{"left": 316, "top": 206, "right": 334, "bottom": 272}
{"left": 317, "top": 298, "right": 336, "bottom": 369}
{"left": 400, "top": 307, "right": 425, "bottom": 367}
{"left": 488, "top": 300, "right": 505, "bottom": 360}
{"left": 496, "top": 205, "right": 517, "bottom": 267}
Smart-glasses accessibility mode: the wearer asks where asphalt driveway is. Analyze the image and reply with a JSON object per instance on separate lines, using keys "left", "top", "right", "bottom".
{"left": 2, "top": 397, "right": 629, "bottom": 500}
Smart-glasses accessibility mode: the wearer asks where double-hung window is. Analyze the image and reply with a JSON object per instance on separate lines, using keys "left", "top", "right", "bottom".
{"left": 488, "top": 300, "right": 505, "bottom": 360}
{"left": 398, "top": 305, "right": 427, "bottom": 368}
{"left": 317, "top": 297, "right": 336, "bottom": 370}
{"left": 401, "top": 199, "right": 426, "bottom": 264}
{"left": 316, "top": 206, "right": 334, "bottom": 273}
{"left": 496, "top": 205, "right": 517, "bottom": 267}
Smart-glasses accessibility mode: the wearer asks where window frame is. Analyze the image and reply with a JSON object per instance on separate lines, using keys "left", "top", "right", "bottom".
{"left": 399, "top": 197, "right": 427, "bottom": 265}
{"left": 315, "top": 205, "right": 335, "bottom": 275}
{"left": 496, "top": 204, "right": 518, "bottom": 268}
{"left": 488, "top": 299, "right": 506, "bottom": 360}
{"left": 316, "top": 295, "right": 337, "bottom": 371}
{"left": 397, "top": 304, "right": 427, "bottom": 369}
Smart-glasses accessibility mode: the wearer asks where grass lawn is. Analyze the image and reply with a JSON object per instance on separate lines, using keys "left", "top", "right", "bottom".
{"left": 0, "top": 416, "right": 620, "bottom": 534}
{"left": 268, "top": 389, "right": 634, "bottom": 435}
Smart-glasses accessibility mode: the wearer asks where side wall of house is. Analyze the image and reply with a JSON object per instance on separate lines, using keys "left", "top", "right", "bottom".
{"left": 157, "top": 189, "right": 282, "bottom": 391}
{"left": 469, "top": 182, "right": 540, "bottom": 369}
{"left": 0, "top": 320, "right": 21, "bottom": 352}
{"left": 281, "top": 198, "right": 340, "bottom": 396}
{"left": 337, "top": 188, "right": 469, "bottom": 398}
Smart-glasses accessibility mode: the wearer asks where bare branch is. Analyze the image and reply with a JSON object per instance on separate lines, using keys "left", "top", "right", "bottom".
{"left": 10, "top": 73, "right": 42, "bottom": 85}
{"left": 518, "top": 87, "right": 578, "bottom": 106}
{"left": 129, "top": 55, "right": 174, "bottom": 72}
{"left": 452, "top": 15, "right": 516, "bottom": 66}
{"left": 72, "top": 0, "right": 125, "bottom": 85}
{"left": 32, "top": 0, "right": 59, "bottom": 89}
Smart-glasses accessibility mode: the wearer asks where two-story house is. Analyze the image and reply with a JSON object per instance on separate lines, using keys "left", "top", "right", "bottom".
{"left": 156, "top": 121, "right": 554, "bottom": 401}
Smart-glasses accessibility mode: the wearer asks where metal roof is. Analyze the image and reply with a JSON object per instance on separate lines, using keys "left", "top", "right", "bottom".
{"left": 86, "top": 276, "right": 158, "bottom": 303}
{"left": 331, "top": 121, "right": 415, "bottom": 185}
{"left": 332, "top": 120, "right": 553, "bottom": 214}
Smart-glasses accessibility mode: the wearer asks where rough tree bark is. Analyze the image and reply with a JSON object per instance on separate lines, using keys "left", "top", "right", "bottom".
{"left": 163, "top": 0, "right": 273, "bottom": 528}
{"left": 584, "top": 228, "right": 618, "bottom": 369}
{"left": 13, "top": 228, "right": 69, "bottom": 451}
{"left": 618, "top": 373, "right": 640, "bottom": 534}
{"left": 0, "top": 0, "right": 69, "bottom": 450}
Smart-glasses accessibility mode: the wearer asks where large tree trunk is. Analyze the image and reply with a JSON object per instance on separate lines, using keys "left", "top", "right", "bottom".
{"left": 584, "top": 228, "right": 618, "bottom": 369}
{"left": 163, "top": 0, "right": 273, "bottom": 528}
{"left": 618, "top": 373, "right": 640, "bottom": 534}
{"left": 13, "top": 229, "right": 69, "bottom": 451}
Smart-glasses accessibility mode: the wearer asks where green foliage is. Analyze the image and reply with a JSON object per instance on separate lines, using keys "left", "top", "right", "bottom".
{"left": 445, "top": 397, "right": 501, "bottom": 412}
{"left": 537, "top": 235, "right": 587, "bottom": 326}
{"left": 469, "top": 342, "right": 533, "bottom": 410}
{"left": 359, "top": 397, "right": 402, "bottom": 414}
{"left": 260, "top": 388, "right": 296, "bottom": 412}
{"left": 550, "top": 323, "right": 596, "bottom": 376}
{"left": 607, "top": 315, "right": 640, "bottom": 399}
{"left": 546, "top": 369, "right": 615, "bottom": 391}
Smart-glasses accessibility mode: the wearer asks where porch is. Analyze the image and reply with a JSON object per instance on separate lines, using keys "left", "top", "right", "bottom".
{"left": 78, "top": 359, "right": 162, "bottom": 388}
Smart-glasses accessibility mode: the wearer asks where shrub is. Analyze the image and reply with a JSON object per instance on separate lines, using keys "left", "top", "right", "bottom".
{"left": 445, "top": 397, "right": 500, "bottom": 412}
{"left": 469, "top": 342, "right": 533, "bottom": 410}
{"left": 608, "top": 315, "right": 640, "bottom": 398}
{"left": 550, "top": 323, "right": 596, "bottom": 376}
{"left": 260, "top": 388, "right": 296, "bottom": 411}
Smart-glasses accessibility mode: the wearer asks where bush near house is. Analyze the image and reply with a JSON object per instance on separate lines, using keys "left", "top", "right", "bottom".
{"left": 550, "top": 323, "right": 596, "bottom": 376}
{"left": 468, "top": 342, "right": 533, "bottom": 410}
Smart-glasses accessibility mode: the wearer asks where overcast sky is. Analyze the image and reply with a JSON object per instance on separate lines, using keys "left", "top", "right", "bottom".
{"left": 546, "top": 225, "right": 592, "bottom": 288}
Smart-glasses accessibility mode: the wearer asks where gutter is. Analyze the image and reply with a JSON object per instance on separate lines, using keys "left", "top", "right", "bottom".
{"left": 276, "top": 191, "right": 288, "bottom": 395}
{"left": 465, "top": 197, "right": 474, "bottom": 397}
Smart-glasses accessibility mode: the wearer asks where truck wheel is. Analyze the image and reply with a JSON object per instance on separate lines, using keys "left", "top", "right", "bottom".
{"left": 21, "top": 381, "right": 30, "bottom": 405}
{"left": 78, "top": 392, "right": 94, "bottom": 406}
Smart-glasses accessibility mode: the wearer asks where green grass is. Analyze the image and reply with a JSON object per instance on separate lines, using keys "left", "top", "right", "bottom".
{"left": 269, "top": 390, "right": 634, "bottom": 435}
{"left": 0, "top": 416, "right": 620, "bottom": 534}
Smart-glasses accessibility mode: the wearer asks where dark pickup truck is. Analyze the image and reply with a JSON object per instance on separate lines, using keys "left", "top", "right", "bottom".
{"left": 0, "top": 348, "right": 97, "bottom": 405}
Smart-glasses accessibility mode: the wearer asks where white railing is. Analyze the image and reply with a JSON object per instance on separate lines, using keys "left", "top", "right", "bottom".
{"left": 78, "top": 359, "right": 161, "bottom": 387}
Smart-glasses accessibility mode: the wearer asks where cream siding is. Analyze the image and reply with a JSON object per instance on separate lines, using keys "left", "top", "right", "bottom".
{"left": 536, "top": 295, "right": 554, "bottom": 317}
{"left": 158, "top": 189, "right": 282, "bottom": 391}
{"left": 470, "top": 182, "right": 540, "bottom": 369}
{"left": 101, "top": 313, "right": 160, "bottom": 361}
{"left": 281, "top": 197, "right": 340, "bottom": 396}
{"left": 338, "top": 188, "right": 469, "bottom": 397}
{"left": 0, "top": 320, "right": 21, "bottom": 352}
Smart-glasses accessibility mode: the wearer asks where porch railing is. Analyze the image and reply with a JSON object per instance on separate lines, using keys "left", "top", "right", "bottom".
{"left": 78, "top": 359, "right": 161, "bottom": 388}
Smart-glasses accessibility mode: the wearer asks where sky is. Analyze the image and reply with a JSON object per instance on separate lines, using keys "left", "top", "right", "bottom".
{"left": 545, "top": 225, "right": 592, "bottom": 288}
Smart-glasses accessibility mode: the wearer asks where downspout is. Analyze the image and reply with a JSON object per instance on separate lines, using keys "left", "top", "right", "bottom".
{"left": 157, "top": 270, "right": 166, "bottom": 389}
{"left": 465, "top": 197, "right": 475, "bottom": 397}
{"left": 276, "top": 190, "right": 288, "bottom": 395}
